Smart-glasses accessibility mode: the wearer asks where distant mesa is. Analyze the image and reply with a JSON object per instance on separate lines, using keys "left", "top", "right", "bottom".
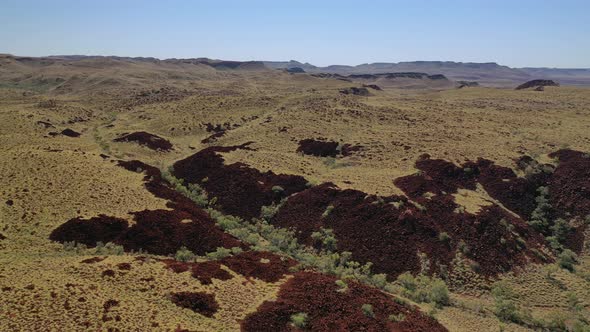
{"left": 286, "top": 67, "right": 305, "bottom": 73}
{"left": 113, "top": 131, "right": 173, "bottom": 151}
{"left": 347, "top": 72, "right": 448, "bottom": 80}
{"left": 516, "top": 79, "right": 559, "bottom": 90}
{"left": 339, "top": 86, "right": 370, "bottom": 96}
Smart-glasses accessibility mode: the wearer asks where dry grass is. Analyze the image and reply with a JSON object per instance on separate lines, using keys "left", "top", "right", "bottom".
{"left": 1, "top": 68, "right": 589, "bottom": 330}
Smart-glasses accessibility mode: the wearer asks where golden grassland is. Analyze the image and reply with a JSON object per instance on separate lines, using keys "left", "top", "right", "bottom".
{"left": 1, "top": 71, "right": 589, "bottom": 331}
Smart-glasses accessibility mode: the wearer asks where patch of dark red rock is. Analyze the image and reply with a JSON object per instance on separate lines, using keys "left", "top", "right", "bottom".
{"left": 241, "top": 272, "right": 447, "bottom": 332}
{"left": 170, "top": 292, "right": 219, "bottom": 317}
{"left": 172, "top": 143, "right": 308, "bottom": 219}
{"left": 113, "top": 131, "right": 173, "bottom": 151}
{"left": 515, "top": 79, "right": 559, "bottom": 90}
{"left": 162, "top": 251, "right": 294, "bottom": 283}
{"left": 297, "top": 139, "right": 363, "bottom": 157}
{"left": 271, "top": 181, "right": 548, "bottom": 279}
{"left": 162, "top": 259, "right": 233, "bottom": 284}
{"left": 339, "top": 87, "right": 371, "bottom": 96}
{"left": 81, "top": 257, "right": 106, "bottom": 264}
{"left": 219, "top": 251, "right": 297, "bottom": 282}
{"left": 49, "top": 160, "right": 242, "bottom": 256}
{"left": 547, "top": 150, "right": 590, "bottom": 219}
{"left": 61, "top": 128, "right": 81, "bottom": 137}
{"left": 363, "top": 84, "right": 382, "bottom": 90}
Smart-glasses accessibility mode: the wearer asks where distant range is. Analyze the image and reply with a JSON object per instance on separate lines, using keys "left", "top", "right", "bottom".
{"left": 2, "top": 53, "right": 590, "bottom": 88}
{"left": 264, "top": 60, "right": 590, "bottom": 87}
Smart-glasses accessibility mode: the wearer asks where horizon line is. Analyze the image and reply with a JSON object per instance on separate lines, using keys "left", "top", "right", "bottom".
{"left": 2, "top": 52, "right": 590, "bottom": 70}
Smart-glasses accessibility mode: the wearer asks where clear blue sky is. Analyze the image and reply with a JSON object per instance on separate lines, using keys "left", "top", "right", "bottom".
{"left": 1, "top": 0, "right": 589, "bottom": 68}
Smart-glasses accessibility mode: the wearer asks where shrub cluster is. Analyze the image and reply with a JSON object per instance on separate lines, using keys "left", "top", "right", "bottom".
{"left": 395, "top": 272, "right": 449, "bottom": 308}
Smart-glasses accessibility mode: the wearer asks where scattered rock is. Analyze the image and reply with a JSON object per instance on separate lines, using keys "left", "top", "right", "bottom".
{"left": 170, "top": 292, "right": 219, "bottom": 317}
{"left": 61, "top": 128, "right": 81, "bottom": 137}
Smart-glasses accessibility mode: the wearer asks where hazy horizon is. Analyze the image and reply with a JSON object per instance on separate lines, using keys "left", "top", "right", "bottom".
{"left": 2, "top": 0, "right": 589, "bottom": 68}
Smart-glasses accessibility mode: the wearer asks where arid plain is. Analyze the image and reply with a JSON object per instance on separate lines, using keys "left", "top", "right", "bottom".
{"left": 1, "top": 55, "right": 589, "bottom": 331}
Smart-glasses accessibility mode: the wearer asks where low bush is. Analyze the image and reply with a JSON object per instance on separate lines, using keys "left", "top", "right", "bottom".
{"left": 558, "top": 249, "right": 579, "bottom": 272}
{"left": 311, "top": 228, "right": 337, "bottom": 252}
{"left": 361, "top": 304, "right": 375, "bottom": 318}
{"left": 395, "top": 272, "right": 449, "bottom": 308}
{"left": 290, "top": 312, "right": 308, "bottom": 328}
{"left": 491, "top": 281, "right": 520, "bottom": 323}
{"left": 175, "top": 246, "right": 196, "bottom": 262}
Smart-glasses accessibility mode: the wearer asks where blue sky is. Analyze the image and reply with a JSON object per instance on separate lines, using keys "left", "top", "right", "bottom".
{"left": 1, "top": 0, "right": 589, "bottom": 67}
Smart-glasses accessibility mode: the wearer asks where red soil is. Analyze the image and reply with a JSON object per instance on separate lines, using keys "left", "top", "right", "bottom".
{"left": 50, "top": 209, "right": 241, "bottom": 256}
{"left": 191, "top": 261, "right": 233, "bottom": 284}
{"left": 172, "top": 144, "right": 308, "bottom": 219}
{"left": 120, "top": 209, "right": 241, "bottom": 255}
{"left": 241, "top": 272, "right": 447, "bottom": 332}
{"left": 394, "top": 155, "right": 477, "bottom": 198}
{"left": 170, "top": 292, "right": 219, "bottom": 317}
{"left": 272, "top": 181, "right": 548, "bottom": 278}
{"left": 548, "top": 149, "right": 590, "bottom": 219}
{"left": 162, "top": 252, "right": 294, "bottom": 283}
{"left": 296, "top": 139, "right": 363, "bottom": 157}
{"left": 162, "top": 259, "right": 233, "bottom": 284}
{"left": 297, "top": 139, "right": 339, "bottom": 157}
{"left": 50, "top": 160, "right": 242, "bottom": 255}
{"left": 49, "top": 215, "right": 128, "bottom": 246}
{"left": 465, "top": 158, "right": 549, "bottom": 219}
{"left": 219, "top": 251, "right": 297, "bottom": 282}
{"left": 114, "top": 131, "right": 173, "bottom": 151}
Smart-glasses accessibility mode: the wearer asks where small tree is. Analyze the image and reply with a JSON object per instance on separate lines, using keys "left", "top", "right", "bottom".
{"left": 558, "top": 249, "right": 578, "bottom": 272}
{"left": 491, "top": 281, "right": 520, "bottom": 323}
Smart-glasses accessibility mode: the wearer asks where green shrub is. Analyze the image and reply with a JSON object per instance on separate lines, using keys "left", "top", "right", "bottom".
{"left": 550, "top": 218, "right": 572, "bottom": 245}
{"left": 174, "top": 246, "right": 195, "bottom": 262}
{"left": 206, "top": 247, "right": 233, "bottom": 260}
{"left": 335, "top": 279, "right": 348, "bottom": 293}
{"left": 438, "top": 232, "right": 451, "bottom": 243}
{"left": 458, "top": 240, "right": 469, "bottom": 254}
{"left": 491, "top": 281, "right": 520, "bottom": 323}
{"left": 558, "top": 249, "right": 578, "bottom": 272}
{"left": 271, "top": 185, "right": 284, "bottom": 194}
{"left": 63, "top": 241, "right": 87, "bottom": 253}
{"left": 95, "top": 242, "right": 124, "bottom": 255}
{"left": 311, "top": 228, "right": 337, "bottom": 252}
{"left": 430, "top": 279, "right": 450, "bottom": 307}
{"left": 290, "top": 312, "right": 308, "bottom": 328}
{"left": 260, "top": 198, "right": 287, "bottom": 220}
{"left": 371, "top": 273, "right": 388, "bottom": 289}
{"left": 395, "top": 272, "right": 449, "bottom": 307}
{"left": 361, "top": 304, "right": 375, "bottom": 318}
{"left": 321, "top": 205, "right": 335, "bottom": 218}
{"left": 388, "top": 313, "right": 405, "bottom": 322}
